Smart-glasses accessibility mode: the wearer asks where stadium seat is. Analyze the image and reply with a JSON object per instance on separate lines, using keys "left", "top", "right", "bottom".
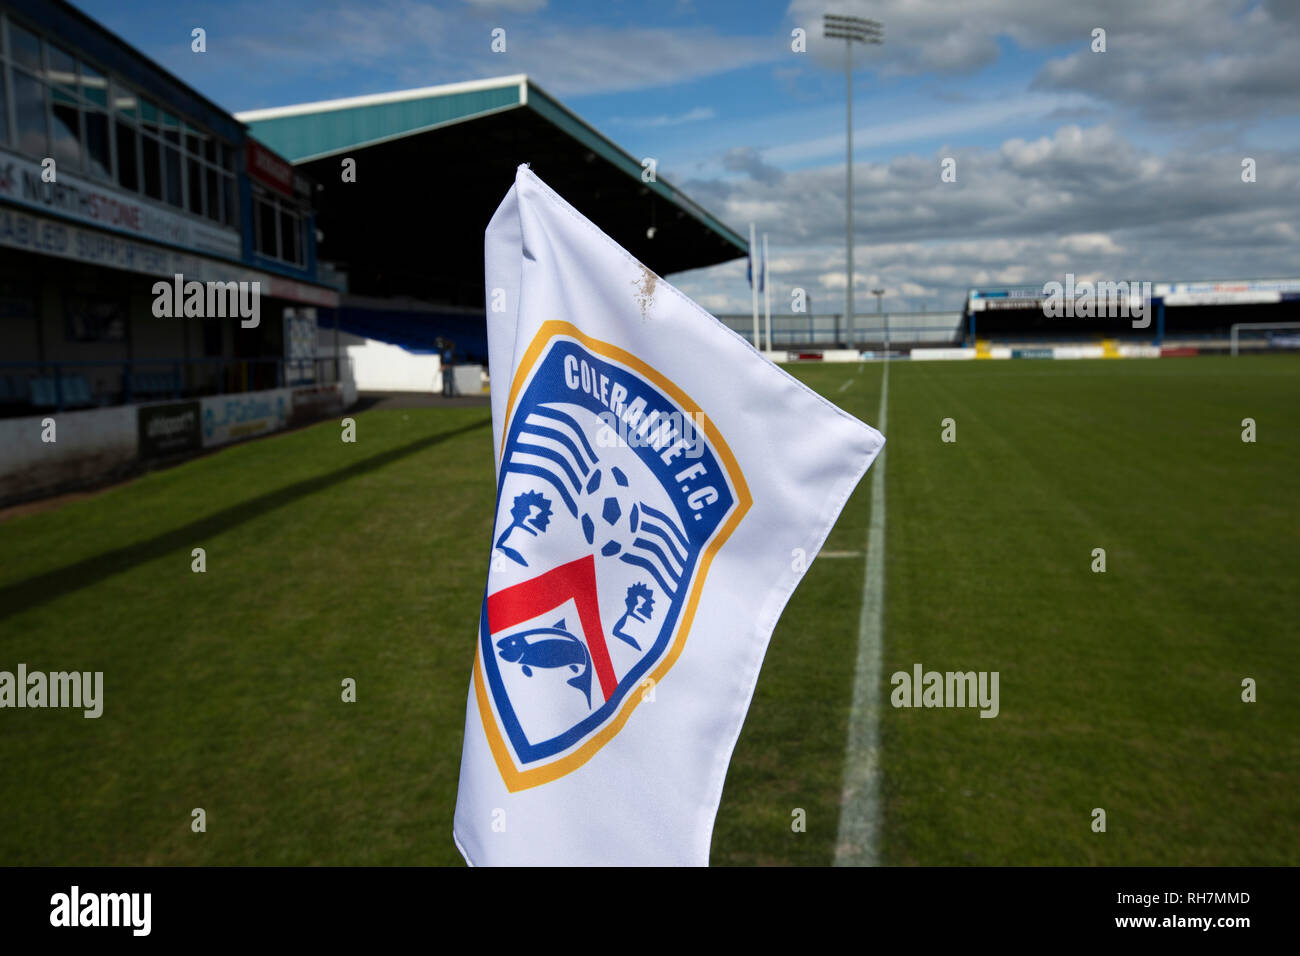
{"left": 65, "top": 376, "right": 93, "bottom": 407}
{"left": 29, "top": 376, "right": 95, "bottom": 408}
{"left": 30, "top": 377, "right": 56, "bottom": 407}
{"left": 131, "top": 372, "right": 178, "bottom": 397}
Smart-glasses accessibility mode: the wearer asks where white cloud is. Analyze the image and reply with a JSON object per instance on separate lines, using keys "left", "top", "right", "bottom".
{"left": 460, "top": 0, "right": 547, "bottom": 12}
{"left": 215, "top": 0, "right": 781, "bottom": 106}
{"left": 612, "top": 107, "right": 717, "bottom": 127}
{"left": 672, "top": 122, "right": 1300, "bottom": 314}
{"left": 766, "top": 92, "right": 1091, "bottom": 166}
{"left": 784, "top": 0, "right": 1300, "bottom": 125}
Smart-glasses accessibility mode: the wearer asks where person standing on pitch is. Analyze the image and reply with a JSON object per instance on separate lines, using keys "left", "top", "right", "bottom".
{"left": 442, "top": 339, "right": 457, "bottom": 397}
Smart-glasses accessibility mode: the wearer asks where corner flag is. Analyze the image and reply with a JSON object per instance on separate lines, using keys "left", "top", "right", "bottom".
{"left": 453, "top": 165, "right": 884, "bottom": 865}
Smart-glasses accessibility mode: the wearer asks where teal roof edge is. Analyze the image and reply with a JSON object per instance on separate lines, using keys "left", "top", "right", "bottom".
{"left": 240, "top": 76, "right": 746, "bottom": 260}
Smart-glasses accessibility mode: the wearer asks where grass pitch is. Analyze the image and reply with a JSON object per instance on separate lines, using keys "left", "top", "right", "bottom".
{"left": 1, "top": 356, "right": 1296, "bottom": 865}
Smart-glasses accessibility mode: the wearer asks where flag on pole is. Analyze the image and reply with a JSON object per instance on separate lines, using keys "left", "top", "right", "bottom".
{"left": 746, "top": 236, "right": 764, "bottom": 292}
{"left": 454, "top": 165, "right": 884, "bottom": 866}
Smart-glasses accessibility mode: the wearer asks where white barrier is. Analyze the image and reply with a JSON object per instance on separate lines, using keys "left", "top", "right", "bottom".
{"left": 0, "top": 404, "right": 137, "bottom": 503}
{"left": 1118, "top": 344, "right": 1161, "bottom": 358}
{"left": 345, "top": 336, "right": 443, "bottom": 392}
{"left": 0, "top": 382, "right": 359, "bottom": 506}
{"left": 1052, "top": 345, "right": 1106, "bottom": 359}
{"left": 451, "top": 365, "right": 485, "bottom": 395}
{"left": 910, "top": 348, "right": 976, "bottom": 361}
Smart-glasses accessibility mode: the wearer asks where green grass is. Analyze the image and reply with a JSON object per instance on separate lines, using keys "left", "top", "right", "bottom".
{"left": 0, "top": 409, "right": 494, "bottom": 865}
{"left": 1, "top": 356, "right": 1296, "bottom": 865}
{"left": 879, "top": 355, "right": 1300, "bottom": 865}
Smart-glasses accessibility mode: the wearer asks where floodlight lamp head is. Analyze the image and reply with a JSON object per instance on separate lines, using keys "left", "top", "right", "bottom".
{"left": 823, "top": 13, "right": 884, "bottom": 43}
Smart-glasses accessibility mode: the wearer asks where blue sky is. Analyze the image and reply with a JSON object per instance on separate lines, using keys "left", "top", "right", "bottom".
{"left": 69, "top": 0, "right": 1300, "bottom": 315}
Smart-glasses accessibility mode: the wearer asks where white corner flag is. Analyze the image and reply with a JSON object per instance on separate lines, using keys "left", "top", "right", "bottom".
{"left": 453, "top": 165, "right": 884, "bottom": 866}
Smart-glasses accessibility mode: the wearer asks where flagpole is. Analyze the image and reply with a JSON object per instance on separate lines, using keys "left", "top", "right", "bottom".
{"left": 763, "top": 233, "right": 772, "bottom": 354}
{"left": 750, "top": 222, "right": 759, "bottom": 349}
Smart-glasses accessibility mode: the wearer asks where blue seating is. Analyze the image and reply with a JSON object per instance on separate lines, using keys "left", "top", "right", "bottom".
{"left": 29, "top": 376, "right": 95, "bottom": 408}
{"left": 30, "top": 378, "right": 55, "bottom": 407}
{"left": 130, "top": 372, "right": 177, "bottom": 397}
{"left": 65, "top": 376, "right": 92, "bottom": 406}
{"left": 0, "top": 375, "right": 27, "bottom": 403}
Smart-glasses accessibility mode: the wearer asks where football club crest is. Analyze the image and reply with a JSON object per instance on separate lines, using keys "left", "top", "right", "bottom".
{"left": 474, "top": 321, "right": 751, "bottom": 791}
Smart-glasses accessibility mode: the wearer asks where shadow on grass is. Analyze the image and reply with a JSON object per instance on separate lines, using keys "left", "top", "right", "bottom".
{"left": 0, "top": 416, "right": 491, "bottom": 623}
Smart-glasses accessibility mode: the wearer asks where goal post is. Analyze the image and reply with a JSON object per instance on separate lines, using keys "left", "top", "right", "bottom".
{"left": 1229, "top": 321, "right": 1300, "bottom": 356}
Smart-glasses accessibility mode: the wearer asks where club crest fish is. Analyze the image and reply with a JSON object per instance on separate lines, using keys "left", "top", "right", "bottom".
{"left": 496, "top": 619, "right": 593, "bottom": 707}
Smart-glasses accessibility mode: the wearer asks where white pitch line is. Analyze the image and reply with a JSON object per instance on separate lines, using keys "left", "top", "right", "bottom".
{"left": 834, "top": 358, "right": 889, "bottom": 867}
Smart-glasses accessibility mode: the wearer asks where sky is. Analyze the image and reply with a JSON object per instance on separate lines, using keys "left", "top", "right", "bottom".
{"left": 70, "top": 0, "right": 1300, "bottom": 316}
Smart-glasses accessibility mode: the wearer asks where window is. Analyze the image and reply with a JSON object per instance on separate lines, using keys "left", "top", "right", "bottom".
{"left": 256, "top": 197, "right": 277, "bottom": 256}
{"left": 50, "top": 87, "right": 82, "bottom": 170}
{"left": 251, "top": 188, "right": 308, "bottom": 267}
{"left": 46, "top": 44, "right": 76, "bottom": 93}
{"left": 141, "top": 132, "right": 161, "bottom": 199}
{"left": 81, "top": 64, "right": 108, "bottom": 108}
{"left": 8, "top": 20, "right": 48, "bottom": 157}
{"left": 9, "top": 22, "right": 41, "bottom": 72}
{"left": 137, "top": 97, "right": 161, "bottom": 199}
{"left": 115, "top": 118, "right": 138, "bottom": 190}
{"left": 12, "top": 70, "right": 46, "bottom": 156}
{"left": 46, "top": 44, "right": 81, "bottom": 171}
{"left": 160, "top": 110, "right": 182, "bottom": 207}
{"left": 163, "top": 144, "right": 181, "bottom": 207}
{"left": 64, "top": 293, "right": 126, "bottom": 343}
{"left": 113, "top": 84, "right": 136, "bottom": 117}
{"left": 187, "top": 154, "right": 203, "bottom": 215}
{"left": 185, "top": 124, "right": 204, "bottom": 215}
{"left": 280, "top": 206, "right": 300, "bottom": 265}
{"left": 84, "top": 111, "right": 109, "bottom": 177}
{"left": 222, "top": 174, "right": 236, "bottom": 227}
{"left": 0, "top": 13, "right": 241, "bottom": 232}
{"left": 81, "top": 63, "right": 110, "bottom": 179}
{"left": 112, "top": 83, "right": 138, "bottom": 191}
{"left": 204, "top": 165, "right": 219, "bottom": 222}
